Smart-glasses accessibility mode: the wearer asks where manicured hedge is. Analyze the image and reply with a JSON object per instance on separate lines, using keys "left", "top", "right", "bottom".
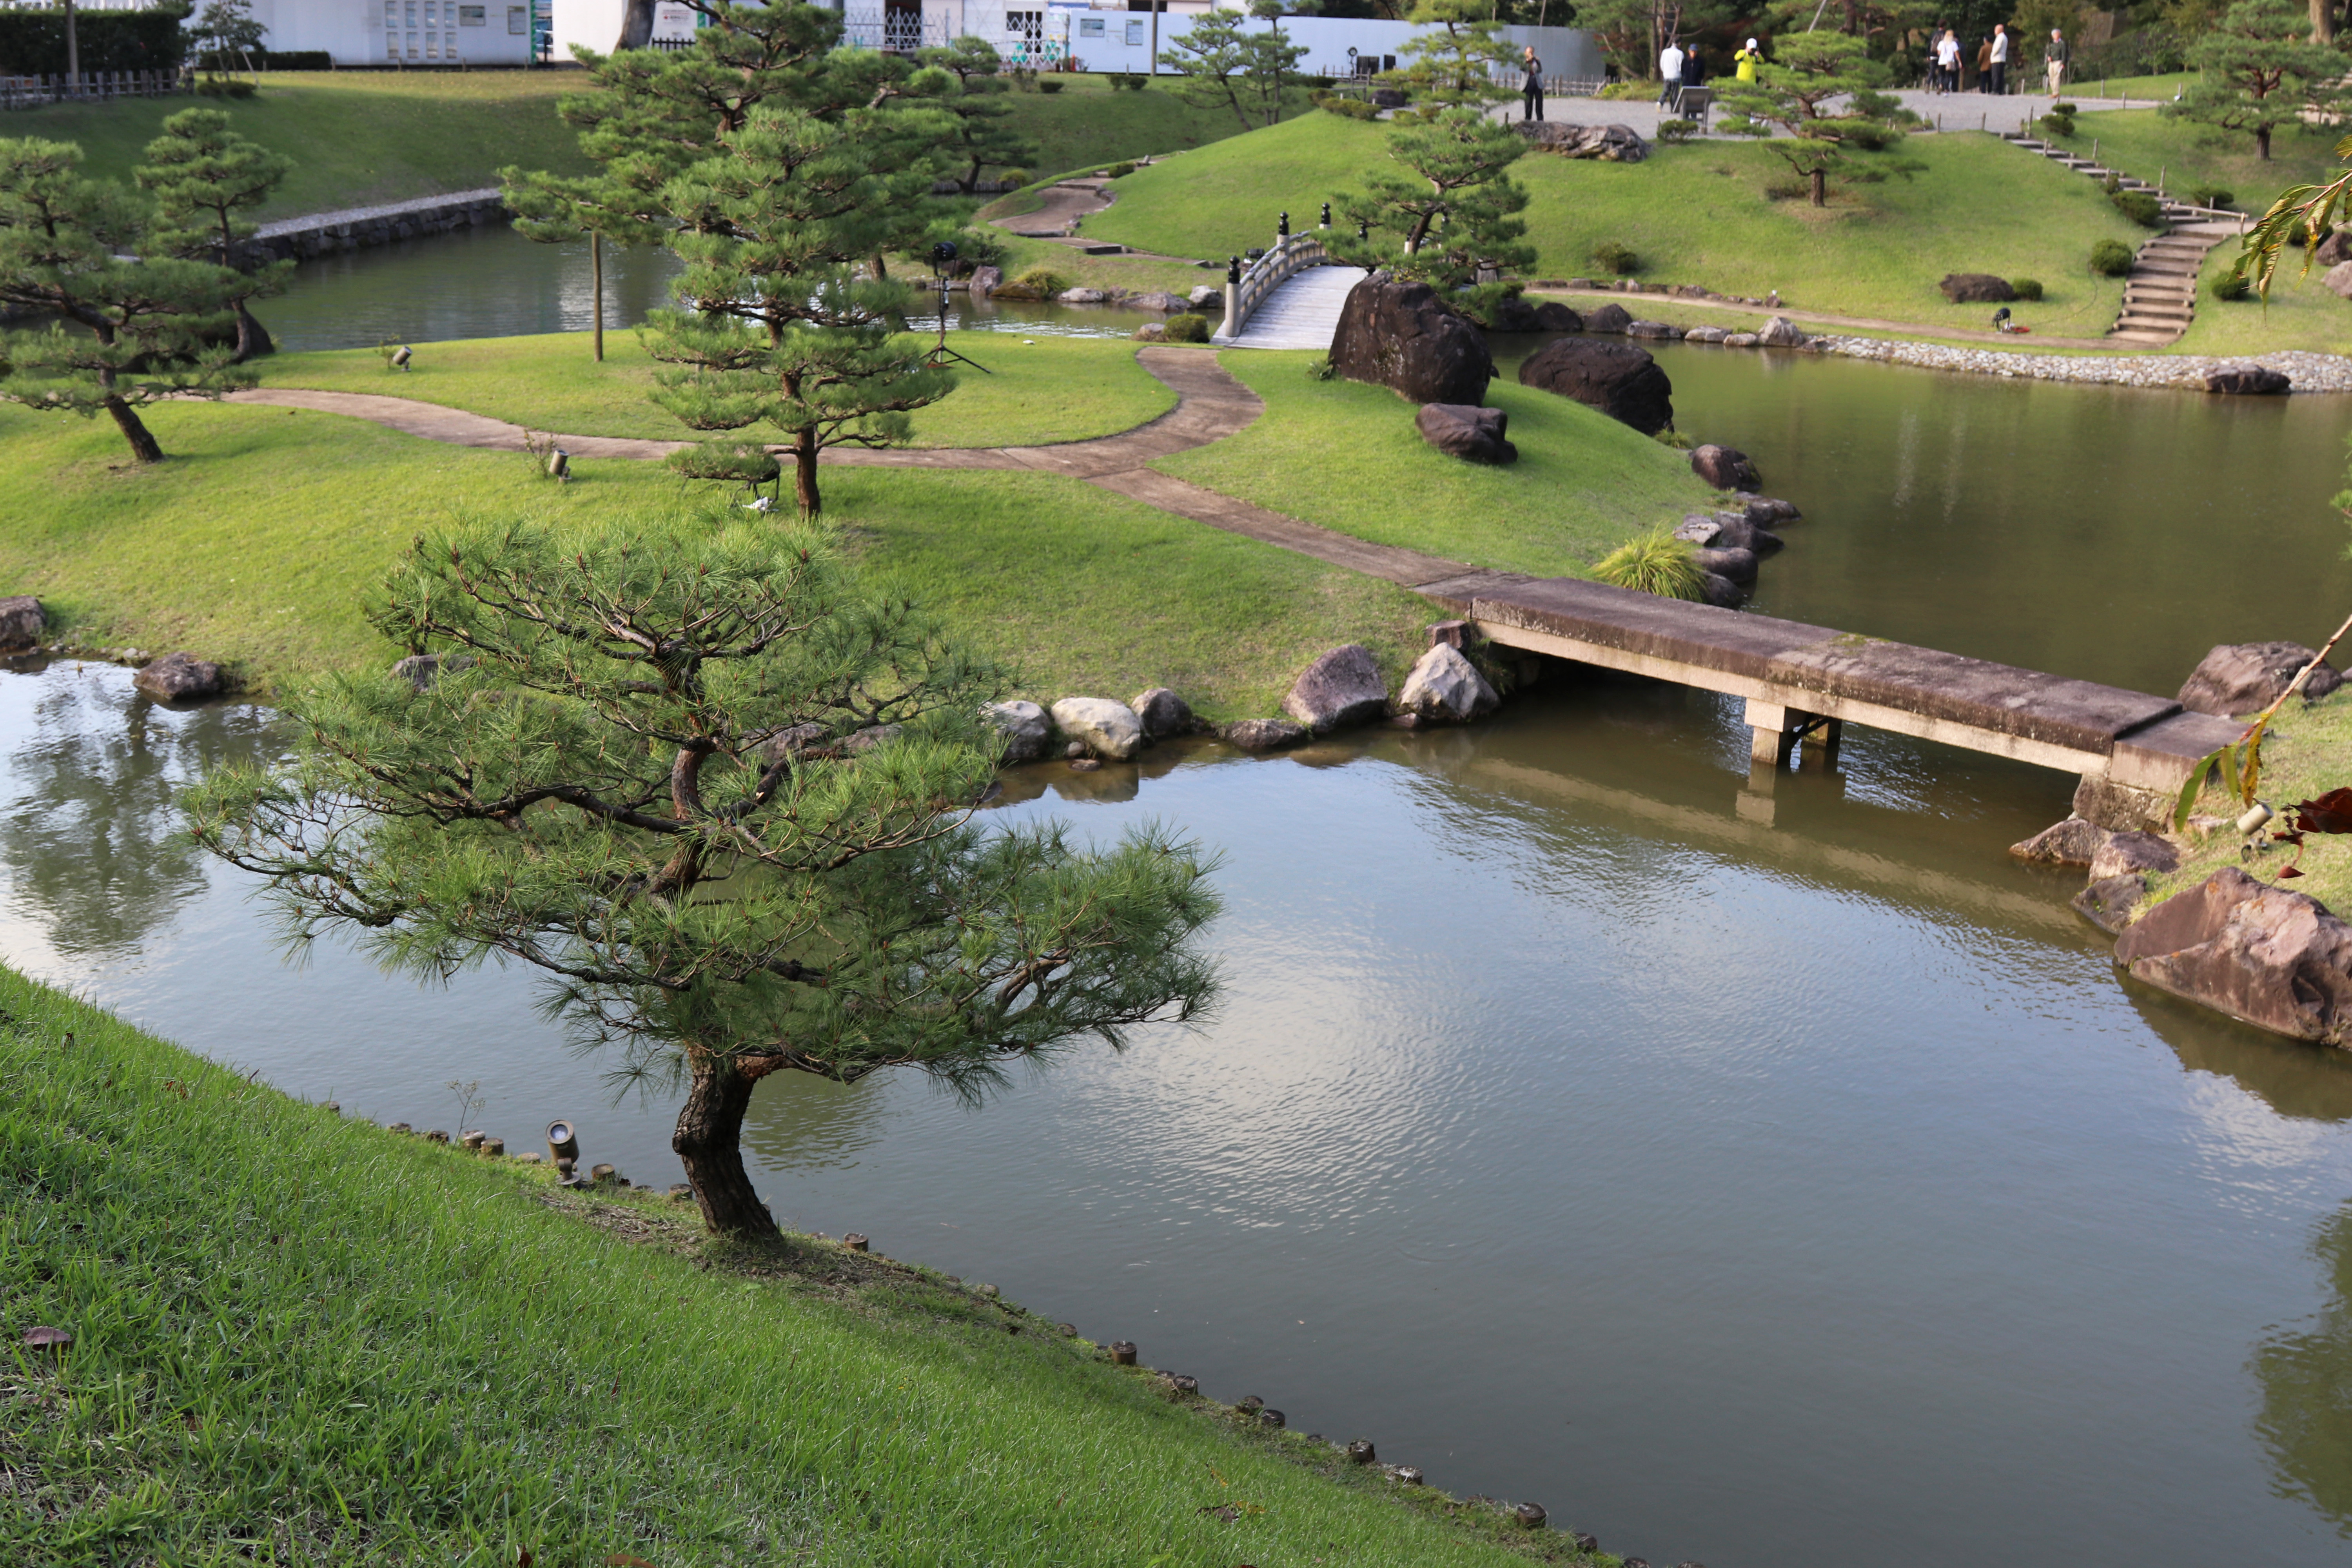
{"left": 0, "top": 6, "right": 188, "bottom": 76}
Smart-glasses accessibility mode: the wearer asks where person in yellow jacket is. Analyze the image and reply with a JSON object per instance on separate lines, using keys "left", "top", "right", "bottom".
{"left": 1735, "top": 38, "right": 1763, "bottom": 81}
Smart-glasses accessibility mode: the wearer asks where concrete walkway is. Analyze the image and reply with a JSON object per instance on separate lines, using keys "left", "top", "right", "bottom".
{"left": 1489, "top": 87, "right": 2164, "bottom": 138}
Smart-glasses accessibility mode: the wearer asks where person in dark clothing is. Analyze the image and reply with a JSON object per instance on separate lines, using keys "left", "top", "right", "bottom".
{"left": 1522, "top": 47, "right": 1544, "bottom": 122}
{"left": 1681, "top": 43, "right": 1704, "bottom": 93}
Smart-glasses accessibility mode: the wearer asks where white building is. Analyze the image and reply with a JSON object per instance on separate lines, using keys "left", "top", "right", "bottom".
{"left": 549, "top": 0, "right": 1599, "bottom": 85}
{"left": 64, "top": 0, "right": 541, "bottom": 64}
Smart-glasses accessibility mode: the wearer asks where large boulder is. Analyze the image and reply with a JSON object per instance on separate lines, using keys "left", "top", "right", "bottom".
{"left": 1282, "top": 644, "right": 1388, "bottom": 735}
{"left": 1050, "top": 697, "right": 1144, "bottom": 760}
{"left": 1939, "top": 273, "right": 2016, "bottom": 303}
{"left": 1756, "top": 315, "right": 1808, "bottom": 348}
{"left": 0, "top": 595, "right": 43, "bottom": 650}
{"left": 133, "top": 651, "right": 224, "bottom": 703}
{"left": 1397, "top": 643, "right": 1499, "bottom": 722}
{"left": 1689, "top": 444, "right": 1760, "bottom": 491}
{"left": 2074, "top": 873, "right": 2151, "bottom": 934}
{"left": 2324, "top": 260, "right": 2352, "bottom": 299}
{"left": 1690, "top": 546, "right": 1757, "bottom": 583}
{"left": 2010, "top": 816, "right": 2111, "bottom": 867}
{"left": 2206, "top": 365, "right": 2290, "bottom": 395}
{"left": 1415, "top": 402, "right": 1517, "bottom": 464}
{"left": 1582, "top": 302, "right": 1633, "bottom": 334}
{"left": 2112, "top": 867, "right": 2352, "bottom": 1044}
{"left": 984, "top": 699, "right": 1054, "bottom": 762}
{"left": 1517, "top": 337, "right": 1674, "bottom": 435}
{"left": 1130, "top": 687, "right": 1194, "bottom": 739}
{"left": 1187, "top": 285, "right": 1221, "bottom": 309}
{"left": 1223, "top": 717, "right": 1308, "bottom": 753}
{"left": 1329, "top": 274, "right": 1494, "bottom": 406}
{"left": 1533, "top": 301, "right": 1583, "bottom": 332}
{"left": 2316, "top": 229, "right": 2352, "bottom": 267}
{"left": 2176, "top": 641, "right": 2344, "bottom": 718}
{"left": 1514, "top": 121, "right": 1650, "bottom": 162}
{"left": 2090, "top": 830, "right": 2180, "bottom": 883}
{"left": 968, "top": 265, "right": 1003, "bottom": 300}
{"left": 1626, "top": 319, "right": 1682, "bottom": 340}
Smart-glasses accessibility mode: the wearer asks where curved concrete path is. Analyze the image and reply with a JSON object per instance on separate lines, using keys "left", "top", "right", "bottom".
{"left": 227, "top": 348, "right": 1519, "bottom": 605}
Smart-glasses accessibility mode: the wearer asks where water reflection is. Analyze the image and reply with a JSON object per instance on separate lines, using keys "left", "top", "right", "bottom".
{"left": 2256, "top": 1203, "right": 2352, "bottom": 1534}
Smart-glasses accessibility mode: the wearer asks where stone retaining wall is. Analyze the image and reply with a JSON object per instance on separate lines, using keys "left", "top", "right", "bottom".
{"left": 238, "top": 189, "right": 509, "bottom": 265}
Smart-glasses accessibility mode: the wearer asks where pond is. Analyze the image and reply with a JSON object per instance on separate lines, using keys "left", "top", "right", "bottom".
{"left": 20, "top": 231, "right": 2352, "bottom": 1568}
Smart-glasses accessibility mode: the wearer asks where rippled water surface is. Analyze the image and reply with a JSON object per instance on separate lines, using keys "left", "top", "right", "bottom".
{"left": 13, "top": 657, "right": 2352, "bottom": 1568}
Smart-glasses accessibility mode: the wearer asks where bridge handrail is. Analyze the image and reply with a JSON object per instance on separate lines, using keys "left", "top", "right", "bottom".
{"left": 1220, "top": 229, "right": 1334, "bottom": 341}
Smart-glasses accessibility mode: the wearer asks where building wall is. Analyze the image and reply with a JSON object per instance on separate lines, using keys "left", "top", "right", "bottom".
{"left": 203, "top": 0, "right": 538, "bottom": 64}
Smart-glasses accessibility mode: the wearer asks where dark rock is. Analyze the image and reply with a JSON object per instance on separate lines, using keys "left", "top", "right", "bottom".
{"left": 2090, "top": 830, "right": 2180, "bottom": 883}
{"left": 1745, "top": 495, "right": 1801, "bottom": 525}
{"left": 1689, "top": 444, "right": 1761, "bottom": 491}
{"left": 1514, "top": 120, "right": 1650, "bottom": 162}
{"left": 1283, "top": 645, "right": 1389, "bottom": 735}
{"left": 762, "top": 720, "right": 833, "bottom": 764}
{"left": 1517, "top": 337, "right": 1673, "bottom": 434}
{"left": 1698, "top": 571, "right": 1745, "bottom": 608}
{"left": 2177, "top": 641, "right": 2345, "bottom": 717}
{"left": 1260, "top": 1407, "right": 1286, "bottom": 1426}
{"left": 1574, "top": 1534, "right": 1601, "bottom": 1553}
{"left": 1582, "top": 302, "right": 1634, "bottom": 334}
{"left": 390, "top": 652, "right": 476, "bottom": 691}
{"left": 2010, "top": 816, "right": 2111, "bottom": 866}
{"left": 133, "top": 652, "right": 224, "bottom": 703}
{"left": 1415, "top": 402, "right": 1518, "bottom": 464}
{"left": 1690, "top": 546, "right": 1757, "bottom": 583}
{"left": 842, "top": 724, "right": 901, "bottom": 755}
{"left": 1223, "top": 717, "right": 1308, "bottom": 753}
{"left": 2113, "top": 866, "right": 2352, "bottom": 1043}
{"left": 1747, "top": 528, "right": 1785, "bottom": 556}
{"left": 1514, "top": 1502, "right": 1548, "bottom": 1528}
{"left": 1330, "top": 274, "right": 1494, "bottom": 406}
{"left": 1129, "top": 687, "right": 1194, "bottom": 739}
{"left": 1533, "top": 301, "right": 1583, "bottom": 331}
{"left": 2206, "top": 365, "right": 2291, "bottom": 395}
{"left": 2316, "top": 229, "right": 2352, "bottom": 267}
{"left": 1480, "top": 293, "right": 1543, "bottom": 332}
{"left": 2074, "top": 772, "right": 2171, "bottom": 833}
{"left": 2073, "top": 873, "right": 2150, "bottom": 934}
{"left": 1345, "top": 1439, "right": 1377, "bottom": 1464}
{"left": 1939, "top": 273, "right": 2016, "bottom": 303}
{"left": 0, "top": 595, "right": 44, "bottom": 649}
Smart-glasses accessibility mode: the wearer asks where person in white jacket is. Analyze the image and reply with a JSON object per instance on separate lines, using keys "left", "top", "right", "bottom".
{"left": 1659, "top": 38, "right": 1685, "bottom": 109}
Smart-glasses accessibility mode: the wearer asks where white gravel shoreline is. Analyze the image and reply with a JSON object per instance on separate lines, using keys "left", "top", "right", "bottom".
{"left": 1803, "top": 336, "right": 2352, "bottom": 392}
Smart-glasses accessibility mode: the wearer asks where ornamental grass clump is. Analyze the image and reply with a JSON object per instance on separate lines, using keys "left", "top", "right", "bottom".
{"left": 1591, "top": 530, "right": 1705, "bottom": 601}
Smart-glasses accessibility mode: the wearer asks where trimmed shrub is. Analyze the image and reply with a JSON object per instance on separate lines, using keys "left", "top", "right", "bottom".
{"left": 1105, "top": 162, "right": 1136, "bottom": 179}
{"left": 1314, "top": 93, "right": 1379, "bottom": 120}
{"left": 989, "top": 265, "right": 1067, "bottom": 301}
{"left": 2189, "top": 184, "right": 2234, "bottom": 210}
{"left": 1038, "top": 78, "right": 1063, "bottom": 93}
{"left": 2112, "top": 189, "right": 2165, "bottom": 229}
{"left": 1597, "top": 80, "right": 1653, "bottom": 100}
{"left": 2009, "top": 278, "right": 2044, "bottom": 301}
{"left": 998, "top": 169, "right": 1032, "bottom": 189}
{"left": 2089, "top": 239, "right": 2136, "bottom": 276}
{"left": 2039, "top": 111, "right": 2076, "bottom": 138}
{"left": 2212, "top": 270, "right": 2253, "bottom": 301}
{"left": 1161, "top": 313, "right": 1212, "bottom": 344}
{"left": 1656, "top": 118, "right": 1699, "bottom": 143}
{"left": 1591, "top": 531, "right": 1705, "bottom": 601}
{"left": 2103, "top": 171, "right": 2122, "bottom": 194}
{"left": 1591, "top": 241, "right": 1639, "bottom": 276}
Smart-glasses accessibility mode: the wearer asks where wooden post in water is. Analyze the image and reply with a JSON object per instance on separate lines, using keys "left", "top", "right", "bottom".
{"left": 591, "top": 230, "right": 604, "bottom": 362}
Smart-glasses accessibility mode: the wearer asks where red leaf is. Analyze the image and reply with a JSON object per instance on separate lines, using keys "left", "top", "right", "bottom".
{"left": 2291, "top": 787, "right": 2352, "bottom": 833}
{"left": 2279, "top": 866, "right": 2305, "bottom": 878}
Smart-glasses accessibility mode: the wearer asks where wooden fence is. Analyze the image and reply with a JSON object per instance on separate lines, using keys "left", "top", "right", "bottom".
{"left": 1, "top": 70, "right": 185, "bottom": 109}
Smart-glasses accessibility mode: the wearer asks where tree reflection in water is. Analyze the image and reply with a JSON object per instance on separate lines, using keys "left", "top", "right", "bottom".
{"left": 0, "top": 663, "right": 278, "bottom": 958}
{"left": 2256, "top": 1203, "right": 2352, "bottom": 1535}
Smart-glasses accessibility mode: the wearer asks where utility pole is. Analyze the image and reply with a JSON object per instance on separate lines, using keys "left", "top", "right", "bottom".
{"left": 65, "top": 0, "right": 80, "bottom": 97}
{"left": 1150, "top": 0, "right": 1159, "bottom": 76}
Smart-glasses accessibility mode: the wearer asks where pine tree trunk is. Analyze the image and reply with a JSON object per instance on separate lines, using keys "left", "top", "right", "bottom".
{"left": 2259, "top": 125, "right": 2273, "bottom": 160}
{"left": 792, "top": 430, "right": 822, "bottom": 516}
{"left": 105, "top": 395, "right": 165, "bottom": 464}
{"left": 2314, "top": 0, "right": 2334, "bottom": 44}
{"left": 1809, "top": 167, "right": 1827, "bottom": 207}
{"left": 232, "top": 302, "right": 274, "bottom": 362}
{"left": 616, "top": 0, "right": 656, "bottom": 51}
{"left": 673, "top": 1054, "right": 779, "bottom": 1238}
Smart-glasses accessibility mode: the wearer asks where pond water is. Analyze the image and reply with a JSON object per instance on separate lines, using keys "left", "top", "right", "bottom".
{"left": 257, "top": 223, "right": 1145, "bottom": 352}
{"left": 20, "top": 232, "right": 2352, "bottom": 1567}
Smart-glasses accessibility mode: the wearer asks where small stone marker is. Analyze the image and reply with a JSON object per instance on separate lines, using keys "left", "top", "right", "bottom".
{"left": 842, "top": 1233, "right": 869, "bottom": 1252}
{"left": 1259, "top": 1408, "right": 1285, "bottom": 1427}
{"left": 1110, "top": 1340, "right": 1138, "bottom": 1365}
{"left": 1346, "top": 1439, "right": 1376, "bottom": 1465}
{"left": 1514, "top": 1502, "right": 1548, "bottom": 1529}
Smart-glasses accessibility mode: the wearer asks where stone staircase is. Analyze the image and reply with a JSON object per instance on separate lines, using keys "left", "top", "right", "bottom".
{"left": 1999, "top": 133, "right": 2245, "bottom": 345}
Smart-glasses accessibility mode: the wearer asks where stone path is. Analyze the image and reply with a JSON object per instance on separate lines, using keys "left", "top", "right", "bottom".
{"left": 226, "top": 350, "right": 1513, "bottom": 601}
{"left": 1216, "top": 265, "right": 1368, "bottom": 352}
{"left": 1485, "top": 88, "right": 2160, "bottom": 139}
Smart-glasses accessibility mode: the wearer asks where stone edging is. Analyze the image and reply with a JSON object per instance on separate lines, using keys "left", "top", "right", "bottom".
{"left": 243, "top": 188, "right": 508, "bottom": 264}
{"left": 1803, "top": 338, "right": 2352, "bottom": 391}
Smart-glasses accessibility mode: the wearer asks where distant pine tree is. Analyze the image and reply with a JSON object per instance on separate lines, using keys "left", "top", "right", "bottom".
{"left": 133, "top": 107, "right": 293, "bottom": 361}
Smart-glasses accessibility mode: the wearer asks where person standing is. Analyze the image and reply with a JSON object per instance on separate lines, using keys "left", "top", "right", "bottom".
{"left": 1659, "top": 35, "right": 1685, "bottom": 110}
{"left": 1735, "top": 36, "right": 1762, "bottom": 82}
{"left": 1936, "top": 28, "right": 1962, "bottom": 92}
{"left": 1682, "top": 40, "right": 1704, "bottom": 95}
{"left": 2045, "top": 28, "right": 2067, "bottom": 97}
{"left": 1522, "top": 45, "right": 1544, "bottom": 122}
{"left": 1989, "top": 23, "right": 2009, "bottom": 95}
{"left": 1975, "top": 33, "right": 1993, "bottom": 93}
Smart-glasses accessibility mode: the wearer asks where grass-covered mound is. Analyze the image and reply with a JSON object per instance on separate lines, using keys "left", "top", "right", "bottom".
{"left": 0, "top": 966, "right": 1591, "bottom": 1564}
{"left": 1087, "top": 114, "right": 2153, "bottom": 339}
{"left": 0, "top": 394, "right": 1428, "bottom": 717}
{"left": 263, "top": 332, "right": 1180, "bottom": 450}
{"left": 1154, "top": 351, "right": 1722, "bottom": 578}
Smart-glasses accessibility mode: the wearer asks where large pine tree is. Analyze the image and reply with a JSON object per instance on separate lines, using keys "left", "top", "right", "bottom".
{"left": 133, "top": 107, "right": 294, "bottom": 361}
{"left": 2166, "top": 0, "right": 2347, "bottom": 160}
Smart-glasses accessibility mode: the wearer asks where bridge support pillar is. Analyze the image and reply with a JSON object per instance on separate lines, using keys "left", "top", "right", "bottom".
{"left": 1744, "top": 698, "right": 1842, "bottom": 769}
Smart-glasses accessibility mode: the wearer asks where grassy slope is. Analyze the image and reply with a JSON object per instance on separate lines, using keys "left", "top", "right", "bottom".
{"left": 263, "top": 332, "right": 1180, "bottom": 450}
{"left": 994, "top": 75, "right": 1310, "bottom": 176}
{"left": 1087, "top": 113, "right": 2152, "bottom": 339}
{"left": 2145, "top": 689, "right": 2352, "bottom": 916}
{"left": 1156, "top": 350, "right": 1723, "bottom": 578}
{"left": 0, "top": 399, "right": 1424, "bottom": 718}
{"left": 9, "top": 71, "right": 592, "bottom": 218}
{"left": 0, "top": 967, "right": 1590, "bottom": 1566}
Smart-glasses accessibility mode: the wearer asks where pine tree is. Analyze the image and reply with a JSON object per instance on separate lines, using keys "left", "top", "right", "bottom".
{"left": 1381, "top": 0, "right": 1519, "bottom": 112}
{"left": 188, "top": 517, "right": 1221, "bottom": 1239}
{"left": 133, "top": 107, "right": 293, "bottom": 361}
{"left": 1716, "top": 33, "right": 1916, "bottom": 207}
{"left": 919, "top": 39, "right": 1038, "bottom": 195}
{"left": 0, "top": 137, "right": 252, "bottom": 464}
{"left": 2165, "top": 0, "right": 2346, "bottom": 160}
{"left": 1158, "top": 11, "right": 1306, "bottom": 132}
{"left": 1329, "top": 106, "right": 1534, "bottom": 319}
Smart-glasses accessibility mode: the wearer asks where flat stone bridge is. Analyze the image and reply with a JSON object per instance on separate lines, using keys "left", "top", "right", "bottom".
{"left": 1454, "top": 576, "right": 2240, "bottom": 802}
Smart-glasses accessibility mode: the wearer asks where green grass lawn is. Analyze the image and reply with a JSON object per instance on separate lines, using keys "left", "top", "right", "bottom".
{"left": 0, "top": 965, "right": 1591, "bottom": 1566}
{"left": 2082, "top": 71, "right": 2201, "bottom": 101}
{"left": 1155, "top": 350, "right": 1723, "bottom": 579}
{"left": 263, "top": 332, "right": 1180, "bottom": 449}
{"left": 2148, "top": 688, "right": 2352, "bottom": 917}
{"left": 8, "top": 71, "right": 592, "bottom": 218}
{"left": 2069, "top": 105, "right": 2346, "bottom": 209}
{"left": 1087, "top": 113, "right": 2151, "bottom": 340}
{"left": 989, "top": 75, "right": 1312, "bottom": 178}
{"left": 0, "top": 396, "right": 1425, "bottom": 717}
